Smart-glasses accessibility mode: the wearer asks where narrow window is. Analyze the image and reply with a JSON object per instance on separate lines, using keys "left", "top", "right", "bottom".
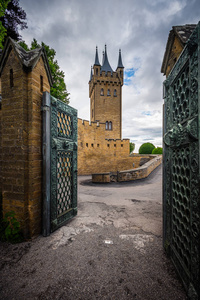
{"left": 109, "top": 121, "right": 112, "bottom": 130}
{"left": 97, "top": 144, "right": 99, "bottom": 147}
{"left": 86, "top": 143, "right": 88, "bottom": 147}
{"left": 107, "top": 89, "right": 111, "bottom": 96}
{"left": 105, "top": 121, "right": 108, "bottom": 130}
{"left": 91, "top": 143, "right": 94, "bottom": 147}
{"left": 40, "top": 75, "right": 43, "bottom": 93}
{"left": 120, "top": 70, "right": 122, "bottom": 78}
{"left": 100, "top": 88, "right": 104, "bottom": 96}
{"left": 107, "top": 144, "right": 110, "bottom": 147}
{"left": 114, "top": 89, "right": 117, "bottom": 97}
{"left": 96, "top": 69, "right": 98, "bottom": 75}
{"left": 114, "top": 144, "right": 116, "bottom": 147}
{"left": 10, "top": 69, "right": 14, "bottom": 88}
{"left": 121, "top": 144, "right": 123, "bottom": 147}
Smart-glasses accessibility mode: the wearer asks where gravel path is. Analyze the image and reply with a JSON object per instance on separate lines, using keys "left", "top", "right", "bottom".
{"left": 0, "top": 165, "right": 187, "bottom": 299}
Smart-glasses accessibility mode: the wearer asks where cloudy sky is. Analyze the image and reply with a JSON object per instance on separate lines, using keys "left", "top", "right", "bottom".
{"left": 19, "top": 0, "right": 200, "bottom": 152}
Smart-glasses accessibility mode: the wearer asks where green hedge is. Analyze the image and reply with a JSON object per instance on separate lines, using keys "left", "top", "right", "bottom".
{"left": 152, "top": 147, "right": 163, "bottom": 154}
{"left": 139, "top": 143, "right": 155, "bottom": 154}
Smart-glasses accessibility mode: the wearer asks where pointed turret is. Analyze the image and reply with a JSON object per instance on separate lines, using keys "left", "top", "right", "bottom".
{"left": 102, "top": 51, "right": 105, "bottom": 65}
{"left": 101, "top": 45, "right": 113, "bottom": 74}
{"left": 94, "top": 46, "right": 100, "bottom": 66}
{"left": 117, "top": 49, "right": 124, "bottom": 69}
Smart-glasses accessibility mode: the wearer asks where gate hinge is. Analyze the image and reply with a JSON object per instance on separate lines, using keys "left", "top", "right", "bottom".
{"left": 41, "top": 106, "right": 50, "bottom": 112}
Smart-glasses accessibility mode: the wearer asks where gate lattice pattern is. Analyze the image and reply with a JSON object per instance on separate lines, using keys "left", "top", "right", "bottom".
{"left": 57, "top": 151, "right": 73, "bottom": 216}
{"left": 163, "top": 23, "right": 200, "bottom": 299}
{"left": 42, "top": 92, "right": 77, "bottom": 235}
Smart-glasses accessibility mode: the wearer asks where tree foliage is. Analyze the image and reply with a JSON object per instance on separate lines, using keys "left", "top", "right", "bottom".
{"left": 19, "top": 38, "right": 70, "bottom": 103}
{"left": 0, "top": 0, "right": 10, "bottom": 48}
{"left": 129, "top": 142, "right": 135, "bottom": 153}
{"left": 152, "top": 147, "right": 163, "bottom": 154}
{"left": 0, "top": 0, "right": 27, "bottom": 45}
{"left": 139, "top": 142, "right": 155, "bottom": 154}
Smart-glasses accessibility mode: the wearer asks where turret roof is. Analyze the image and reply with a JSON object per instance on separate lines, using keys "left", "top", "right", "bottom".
{"left": 101, "top": 45, "right": 113, "bottom": 74}
{"left": 94, "top": 46, "right": 100, "bottom": 66}
{"left": 0, "top": 37, "right": 53, "bottom": 85}
{"left": 117, "top": 49, "right": 124, "bottom": 69}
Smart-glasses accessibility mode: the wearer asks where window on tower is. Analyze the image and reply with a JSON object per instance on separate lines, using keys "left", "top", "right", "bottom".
{"left": 107, "top": 89, "right": 111, "bottom": 96}
{"left": 114, "top": 89, "right": 117, "bottom": 97}
{"left": 100, "top": 88, "right": 104, "bottom": 96}
{"left": 105, "top": 121, "right": 112, "bottom": 130}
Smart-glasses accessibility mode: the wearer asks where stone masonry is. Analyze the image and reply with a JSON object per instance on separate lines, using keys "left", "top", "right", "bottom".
{"left": 0, "top": 38, "right": 52, "bottom": 238}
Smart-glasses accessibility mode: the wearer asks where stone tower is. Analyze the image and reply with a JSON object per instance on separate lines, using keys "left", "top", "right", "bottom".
{"left": 89, "top": 45, "right": 124, "bottom": 139}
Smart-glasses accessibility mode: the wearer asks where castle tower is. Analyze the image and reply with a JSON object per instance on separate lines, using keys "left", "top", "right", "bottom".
{"left": 89, "top": 45, "right": 124, "bottom": 139}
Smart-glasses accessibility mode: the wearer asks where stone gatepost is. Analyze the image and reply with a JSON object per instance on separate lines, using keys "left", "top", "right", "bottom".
{"left": 0, "top": 38, "right": 52, "bottom": 238}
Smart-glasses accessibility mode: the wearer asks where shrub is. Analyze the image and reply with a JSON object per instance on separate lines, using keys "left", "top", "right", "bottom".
{"left": 139, "top": 143, "right": 155, "bottom": 154}
{"left": 152, "top": 147, "right": 163, "bottom": 154}
{"left": 0, "top": 211, "right": 23, "bottom": 243}
{"left": 129, "top": 142, "right": 135, "bottom": 153}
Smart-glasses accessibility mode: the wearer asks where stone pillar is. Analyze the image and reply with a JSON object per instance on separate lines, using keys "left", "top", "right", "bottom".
{"left": 0, "top": 39, "right": 52, "bottom": 238}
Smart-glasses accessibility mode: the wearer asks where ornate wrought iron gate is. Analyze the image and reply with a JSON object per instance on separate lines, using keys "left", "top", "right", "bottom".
{"left": 42, "top": 92, "right": 77, "bottom": 236}
{"left": 163, "top": 23, "right": 200, "bottom": 299}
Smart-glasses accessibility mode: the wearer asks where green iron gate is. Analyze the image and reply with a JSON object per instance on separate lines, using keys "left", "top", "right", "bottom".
{"left": 42, "top": 92, "right": 77, "bottom": 236}
{"left": 163, "top": 23, "right": 200, "bottom": 299}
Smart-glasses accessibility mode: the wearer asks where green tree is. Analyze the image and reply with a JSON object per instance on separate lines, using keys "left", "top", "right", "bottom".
{"left": 0, "top": 0, "right": 27, "bottom": 45}
{"left": 0, "top": 0, "right": 10, "bottom": 48}
{"left": 129, "top": 142, "right": 135, "bottom": 153}
{"left": 19, "top": 38, "right": 70, "bottom": 103}
{"left": 152, "top": 147, "right": 163, "bottom": 154}
{"left": 139, "top": 142, "right": 155, "bottom": 154}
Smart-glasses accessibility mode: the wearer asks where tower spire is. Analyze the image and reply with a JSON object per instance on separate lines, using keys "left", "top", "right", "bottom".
{"left": 101, "top": 45, "right": 113, "bottom": 73}
{"left": 94, "top": 46, "right": 100, "bottom": 66}
{"left": 117, "top": 49, "right": 124, "bottom": 69}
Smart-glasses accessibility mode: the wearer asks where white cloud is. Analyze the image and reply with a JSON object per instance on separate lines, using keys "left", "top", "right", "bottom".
{"left": 19, "top": 0, "right": 200, "bottom": 151}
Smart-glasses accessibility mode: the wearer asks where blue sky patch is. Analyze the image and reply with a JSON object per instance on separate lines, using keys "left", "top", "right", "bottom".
{"left": 141, "top": 111, "right": 153, "bottom": 116}
{"left": 124, "top": 68, "right": 138, "bottom": 85}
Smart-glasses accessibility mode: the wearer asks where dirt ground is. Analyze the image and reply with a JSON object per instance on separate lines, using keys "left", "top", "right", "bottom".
{"left": 0, "top": 165, "right": 187, "bottom": 299}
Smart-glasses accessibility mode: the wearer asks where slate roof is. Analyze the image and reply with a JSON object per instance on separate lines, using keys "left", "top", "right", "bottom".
{"left": 0, "top": 37, "right": 53, "bottom": 86}
{"left": 117, "top": 49, "right": 124, "bottom": 69}
{"left": 101, "top": 45, "right": 113, "bottom": 74}
{"left": 94, "top": 46, "right": 100, "bottom": 66}
{"left": 161, "top": 24, "right": 197, "bottom": 75}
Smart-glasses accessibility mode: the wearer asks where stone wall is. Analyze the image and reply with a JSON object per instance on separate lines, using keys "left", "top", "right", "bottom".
{"left": 166, "top": 35, "right": 183, "bottom": 77}
{"left": 89, "top": 69, "right": 122, "bottom": 139}
{"left": 0, "top": 45, "right": 50, "bottom": 238}
{"left": 92, "top": 155, "right": 162, "bottom": 183}
{"left": 78, "top": 118, "right": 140, "bottom": 175}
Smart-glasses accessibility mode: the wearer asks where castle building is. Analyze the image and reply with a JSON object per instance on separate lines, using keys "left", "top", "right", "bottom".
{"left": 89, "top": 45, "right": 124, "bottom": 139}
{"left": 78, "top": 46, "right": 136, "bottom": 175}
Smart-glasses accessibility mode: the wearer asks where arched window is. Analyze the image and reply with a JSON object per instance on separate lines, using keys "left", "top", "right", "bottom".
{"left": 96, "top": 69, "right": 98, "bottom": 75}
{"left": 100, "top": 88, "right": 104, "bottom": 96}
{"left": 107, "top": 89, "right": 111, "bottom": 96}
{"left": 109, "top": 121, "right": 112, "bottom": 130}
{"left": 105, "top": 121, "right": 108, "bottom": 130}
{"left": 114, "top": 89, "right": 117, "bottom": 97}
